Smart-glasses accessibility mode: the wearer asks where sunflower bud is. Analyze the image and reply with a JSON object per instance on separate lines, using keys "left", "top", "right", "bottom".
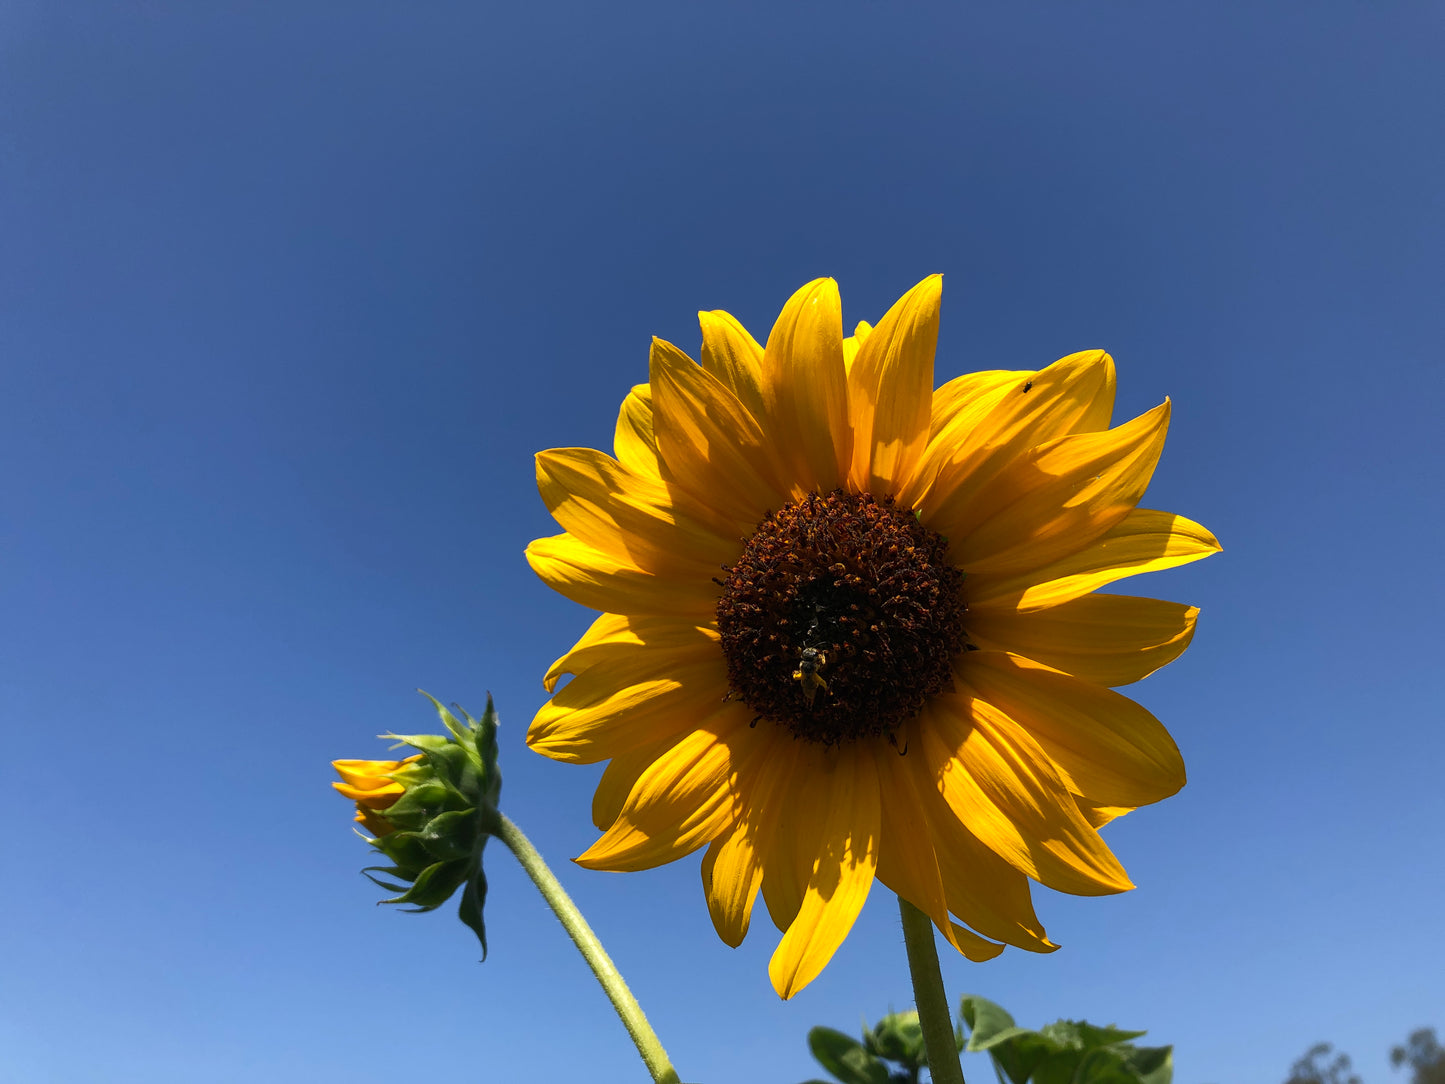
{"left": 330, "top": 691, "right": 502, "bottom": 956}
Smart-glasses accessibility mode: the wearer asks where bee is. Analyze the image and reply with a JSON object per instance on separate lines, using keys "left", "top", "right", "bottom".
{"left": 792, "top": 646, "right": 829, "bottom": 706}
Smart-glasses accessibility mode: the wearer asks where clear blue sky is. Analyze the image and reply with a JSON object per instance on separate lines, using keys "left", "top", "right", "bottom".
{"left": 3, "top": 3, "right": 1441, "bottom": 1082}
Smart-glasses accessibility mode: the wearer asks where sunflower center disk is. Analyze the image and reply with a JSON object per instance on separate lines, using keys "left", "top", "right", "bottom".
{"left": 715, "top": 490, "right": 967, "bottom": 746}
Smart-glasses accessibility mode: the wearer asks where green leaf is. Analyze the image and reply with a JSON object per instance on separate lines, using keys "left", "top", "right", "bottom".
{"left": 958, "top": 1000, "right": 1166, "bottom": 1084}
{"left": 1072, "top": 1047, "right": 1138, "bottom": 1084}
{"left": 1075, "top": 1023, "right": 1149, "bottom": 1048}
{"left": 1039, "top": 1020, "right": 1086, "bottom": 1051}
{"left": 807, "top": 1027, "right": 890, "bottom": 1084}
{"left": 960, "top": 996, "right": 1021, "bottom": 1050}
{"left": 988, "top": 1032, "right": 1057, "bottom": 1084}
{"left": 968, "top": 1025, "right": 1040, "bottom": 1053}
{"left": 1031, "top": 1048, "right": 1087, "bottom": 1084}
{"left": 1122, "top": 1045, "right": 1172, "bottom": 1084}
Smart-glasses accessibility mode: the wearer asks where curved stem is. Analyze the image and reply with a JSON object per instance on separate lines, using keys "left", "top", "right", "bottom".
{"left": 493, "top": 813, "right": 681, "bottom": 1084}
{"left": 898, "top": 895, "right": 966, "bottom": 1084}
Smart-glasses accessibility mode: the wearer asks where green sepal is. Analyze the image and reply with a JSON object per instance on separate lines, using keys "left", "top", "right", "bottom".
{"left": 418, "top": 692, "right": 474, "bottom": 747}
{"left": 472, "top": 697, "right": 501, "bottom": 809}
{"left": 806, "top": 1027, "right": 890, "bottom": 1084}
{"left": 387, "top": 732, "right": 456, "bottom": 756}
{"left": 383, "top": 857, "right": 470, "bottom": 911}
{"left": 456, "top": 853, "right": 489, "bottom": 960}
{"left": 389, "top": 734, "right": 476, "bottom": 788}
{"left": 370, "top": 829, "right": 435, "bottom": 870}
{"left": 360, "top": 868, "right": 412, "bottom": 894}
{"left": 417, "top": 809, "right": 481, "bottom": 861}
{"left": 383, "top": 778, "right": 460, "bottom": 818}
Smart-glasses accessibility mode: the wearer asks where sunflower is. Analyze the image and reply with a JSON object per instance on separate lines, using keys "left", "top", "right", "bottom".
{"left": 526, "top": 276, "right": 1219, "bottom": 999}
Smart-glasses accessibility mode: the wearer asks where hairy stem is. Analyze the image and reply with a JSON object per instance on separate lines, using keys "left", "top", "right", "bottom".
{"left": 898, "top": 895, "right": 966, "bottom": 1084}
{"left": 494, "top": 813, "right": 681, "bottom": 1084}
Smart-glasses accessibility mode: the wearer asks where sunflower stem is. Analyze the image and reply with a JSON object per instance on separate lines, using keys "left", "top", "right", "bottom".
{"left": 898, "top": 895, "right": 966, "bottom": 1084}
{"left": 493, "top": 813, "right": 681, "bottom": 1084}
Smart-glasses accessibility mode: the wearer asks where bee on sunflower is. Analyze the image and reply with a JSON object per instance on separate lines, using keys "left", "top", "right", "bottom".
{"left": 526, "top": 276, "right": 1219, "bottom": 1000}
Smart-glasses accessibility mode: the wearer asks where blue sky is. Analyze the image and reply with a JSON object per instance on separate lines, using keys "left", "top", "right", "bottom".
{"left": 3, "top": 3, "right": 1442, "bottom": 1082}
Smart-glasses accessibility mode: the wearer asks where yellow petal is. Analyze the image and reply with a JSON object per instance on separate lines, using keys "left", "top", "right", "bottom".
{"left": 842, "top": 321, "right": 875, "bottom": 375}
{"left": 760, "top": 278, "right": 851, "bottom": 495}
{"left": 966, "top": 594, "right": 1198, "bottom": 687}
{"left": 888, "top": 721, "right": 1056, "bottom": 952}
{"left": 354, "top": 806, "right": 395, "bottom": 836}
{"left": 921, "top": 693, "right": 1133, "bottom": 896}
{"left": 331, "top": 758, "right": 413, "bottom": 788}
{"left": 969, "top": 509, "right": 1221, "bottom": 614}
{"left": 650, "top": 337, "right": 786, "bottom": 525}
{"left": 948, "top": 401, "right": 1171, "bottom": 575}
{"left": 612, "top": 382, "right": 769, "bottom": 540}
{"left": 701, "top": 732, "right": 799, "bottom": 945}
{"left": 922, "top": 794, "right": 1059, "bottom": 952}
{"left": 768, "top": 744, "right": 881, "bottom": 999}
{"left": 757, "top": 740, "right": 808, "bottom": 932}
{"left": 928, "top": 369, "right": 1032, "bottom": 441}
{"left": 331, "top": 778, "right": 405, "bottom": 803}
{"left": 873, "top": 738, "right": 1005, "bottom": 962}
{"left": 576, "top": 705, "right": 758, "bottom": 871}
{"left": 1077, "top": 798, "right": 1135, "bottom": 828}
{"left": 919, "top": 350, "right": 1116, "bottom": 524}
{"left": 701, "top": 826, "right": 765, "bottom": 948}
{"left": 525, "top": 532, "right": 718, "bottom": 619}
{"left": 592, "top": 733, "right": 685, "bottom": 830}
{"left": 698, "top": 310, "right": 766, "bottom": 421}
{"left": 543, "top": 612, "right": 719, "bottom": 694}
{"left": 898, "top": 369, "right": 1031, "bottom": 508}
{"left": 614, "top": 384, "right": 662, "bottom": 481}
{"left": 960, "top": 652, "right": 1186, "bottom": 808}
{"left": 536, "top": 447, "right": 740, "bottom": 575}
{"left": 847, "top": 275, "right": 941, "bottom": 496}
{"left": 528, "top": 651, "right": 729, "bottom": 763}
{"left": 873, "top": 739, "right": 954, "bottom": 944}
